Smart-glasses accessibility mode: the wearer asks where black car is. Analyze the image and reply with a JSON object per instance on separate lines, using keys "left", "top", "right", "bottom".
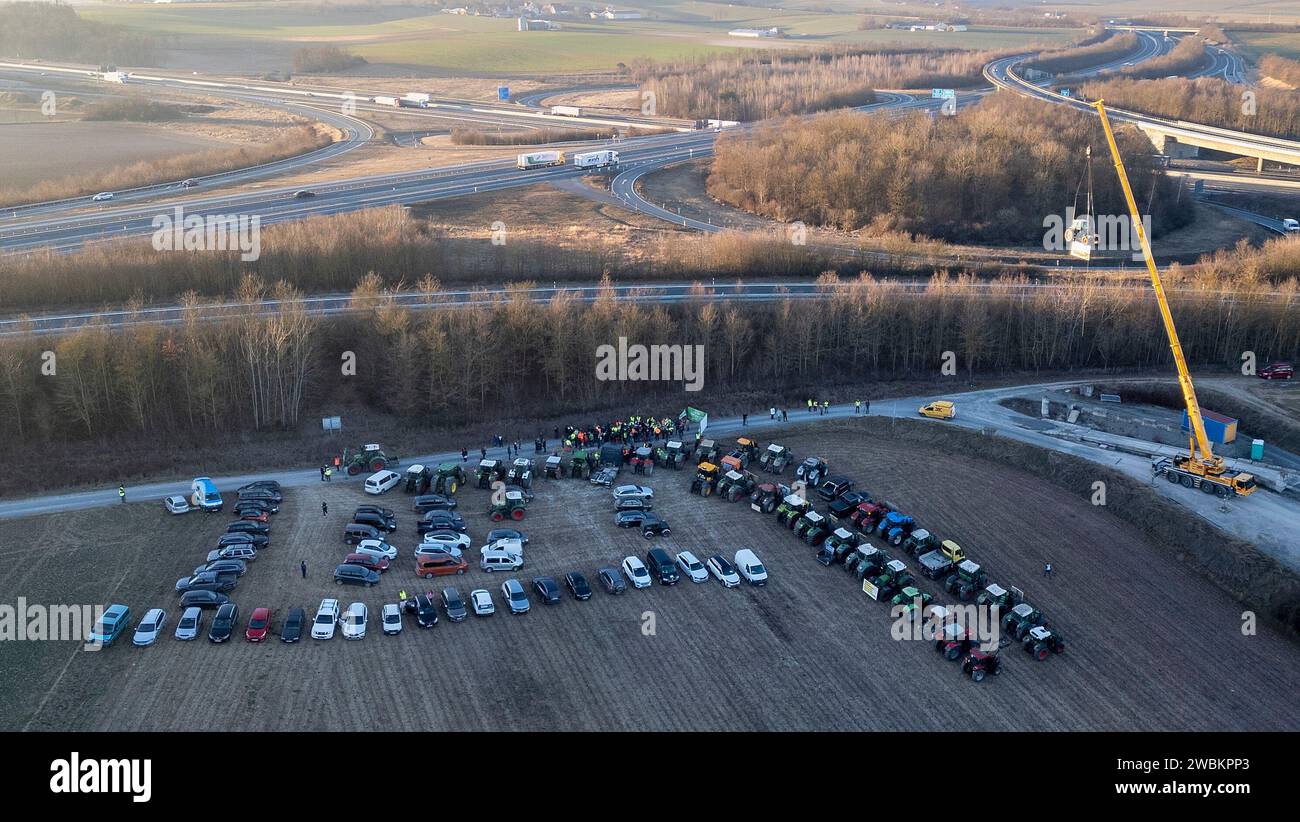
{"left": 486, "top": 528, "right": 528, "bottom": 546}
{"left": 597, "top": 567, "right": 626, "bottom": 595}
{"left": 234, "top": 499, "right": 278, "bottom": 515}
{"left": 293, "top": 189, "right": 315, "bottom": 198}
{"left": 226, "top": 521, "right": 270, "bottom": 536}
{"left": 565, "top": 571, "right": 593, "bottom": 601}
{"left": 533, "top": 576, "right": 562, "bottom": 604}
{"left": 353, "top": 511, "right": 396, "bottom": 533}
{"left": 194, "top": 559, "right": 247, "bottom": 577}
{"left": 179, "top": 590, "right": 230, "bottom": 610}
{"left": 615, "top": 510, "right": 650, "bottom": 528}
{"left": 418, "top": 511, "right": 467, "bottom": 534}
{"left": 441, "top": 587, "right": 468, "bottom": 622}
{"left": 645, "top": 548, "right": 679, "bottom": 585}
{"left": 238, "top": 480, "right": 281, "bottom": 493}
{"left": 217, "top": 532, "right": 269, "bottom": 549}
{"left": 333, "top": 564, "right": 379, "bottom": 587}
{"left": 238, "top": 488, "right": 282, "bottom": 504}
{"left": 827, "top": 490, "right": 871, "bottom": 520}
{"left": 208, "top": 603, "right": 238, "bottom": 643}
{"left": 413, "top": 494, "right": 458, "bottom": 513}
{"left": 281, "top": 607, "right": 305, "bottom": 642}
{"left": 414, "top": 594, "right": 439, "bottom": 628}
{"left": 355, "top": 505, "right": 395, "bottom": 519}
{"left": 615, "top": 496, "right": 652, "bottom": 513}
{"left": 816, "top": 476, "right": 854, "bottom": 502}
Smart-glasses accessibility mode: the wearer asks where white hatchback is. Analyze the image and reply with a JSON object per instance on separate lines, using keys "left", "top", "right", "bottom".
{"left": 341, "top": 602, "right": 367, "bottom": 640}
{"left": 675, "top": 550, "right": 709, "bottom": 583}
{"left": 355, "top": 539, "right": 398, "bottom": 561}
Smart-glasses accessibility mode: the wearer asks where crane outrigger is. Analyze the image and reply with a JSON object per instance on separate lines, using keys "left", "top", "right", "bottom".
{"left": 1091, "top": 100, "right": 1256, "bottom": 498}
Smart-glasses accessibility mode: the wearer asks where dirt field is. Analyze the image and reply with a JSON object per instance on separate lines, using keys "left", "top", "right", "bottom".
{"left": 4, "top": 421, "right": 1297, "bottom": 732}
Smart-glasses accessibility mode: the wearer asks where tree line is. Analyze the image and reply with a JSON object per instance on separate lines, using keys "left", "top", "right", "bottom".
{"left": 1022, "top": 31, "right": 1136, "bottom": 75}
{"left": 0, "top": 271, "right": 1294, "bottom": 453}
{"left": 1260, "top": 55, "right": 1300, "bottom": 88}
{"left": 706, "top": 94, "right": 1192, "bottom": 244}
{"left": 0, "top": 2, "right": 157, "bottom": 65}
{"left": 631, "top": 46, "right": 1011, "bottom": 121}
{"left": 291, "top": 46, "right": 367, "bottom": 73}
{"left": 1112, "top": 36, "right": 1209, "bottom": 81}
{"left": 1081, "top": 76, "right": 1300, "bottom": 140}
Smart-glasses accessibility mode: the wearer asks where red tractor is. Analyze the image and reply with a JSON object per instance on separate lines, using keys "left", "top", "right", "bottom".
{"left": 961, "top": 649, "right": 1002, "bottom": 682}
{"left": 850, "top": 501, "right": 892, "bottom": 533}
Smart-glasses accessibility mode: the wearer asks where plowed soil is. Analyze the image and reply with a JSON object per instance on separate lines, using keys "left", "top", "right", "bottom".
{"left": 4, "top": 426, "right": 1297, "bottom": 731}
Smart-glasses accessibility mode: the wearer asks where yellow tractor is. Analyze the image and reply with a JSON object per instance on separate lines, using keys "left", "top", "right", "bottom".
{"left": 690, "top": 462, "right": 720, "bottom": 497}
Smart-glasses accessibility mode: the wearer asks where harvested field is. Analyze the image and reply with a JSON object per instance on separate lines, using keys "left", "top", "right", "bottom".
{"left": 4, "top": 422, "right": 1298, "bottom": 731}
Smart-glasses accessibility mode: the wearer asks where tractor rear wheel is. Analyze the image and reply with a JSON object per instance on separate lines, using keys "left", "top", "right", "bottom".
{"left": 347, "top": 464, "right": 362, "bottom": 476}
{"left": 448, "top": 480, "right": 458, "bottom": 495}
{"left": 946, "top": 645, "right": 961, "bottom": 661}
{"left": 510, "top": 508, "right": 525, "bottom": 521}
{"left": 491, "top": 511, "right": 504, "bottom": 522}
{"left": 370, "top": 458, "right": 387, "bottom": 471}
{"left": 763, "top": 500, "right": 775, "bottom": 514}
{"left": 1033, "top": 644, "right": 1049, "bottom": 661}
{"left": 889, "top": 532, "right": 903, "bottom": 546}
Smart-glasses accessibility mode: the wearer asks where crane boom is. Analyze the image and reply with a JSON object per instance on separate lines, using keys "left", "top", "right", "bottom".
{"left": 1091, "top": 100, "right": 1219, "bottom": 470}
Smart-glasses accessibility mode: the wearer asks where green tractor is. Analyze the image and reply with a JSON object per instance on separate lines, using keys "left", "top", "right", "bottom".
{"left": 867, "top": 559, "right": 914, "bottom": 600}
{"left": 901, "top": 528, "right": 938, "bottom": 557}
{"left": 690, "top": 462, "right": 720, "bottom": 496}
{"left": 487, "top": 488, "right": 529, "bottom": 522}
{"left": 476, "top": 459, "right": 505, "bottom": 489}
{"left": 695, "top": 439, "right": 721, "bottom": 466}
{"left": 944, "top": 560, "right": 989, "bottom": 603}
{"left": 506, "top": 458, "right": 535, "bottom": 490}
{"left": 757, "top": 443, "right": 793, "bottom": 474}
{"left": 343, "top": 443, "right": 398, "bottom": 476}
{"left": 404, "top": 464, "right": 431, "bottom": 494}
{"left": 890, "top": 585, "right": 934, "bottom": 615}
{"left": 775, "top": 493, "right": 811, "bottom": 528}
{"left": 975, "top": 582, "right": 1022, "bottom": 613}
{"left": 657, "top": 440, "right": 690, "bottom": 469}
{"left": 568, "top": 449, "right": 593, "bottom": 479}
{"left": 1001, "top": 602, "right": 1046, "bottom": 642}
{"left": 717, "top": 470, "right": 758, "bottom": 502}
{"left": 544, "top": 454, "right": 564, "bottom": 479}
{"left": 432, "top": 462, "right": 467, "bottom": 495}
{"left": 1023, "top": 625, "right": 1066, "bottom": 661}
{"left": 793, "top": 510, "right": 831, "bottom": 545}
{"left": 846, "top": 546, "right": 885, "bottom": 580}
{"left": 821, "top": 528, "right": 861, "bottom": 564}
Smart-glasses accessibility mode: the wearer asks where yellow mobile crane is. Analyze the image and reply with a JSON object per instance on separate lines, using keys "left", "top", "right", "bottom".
{"left": 1091, "top": 101, "right": 1256, "bottom": 499}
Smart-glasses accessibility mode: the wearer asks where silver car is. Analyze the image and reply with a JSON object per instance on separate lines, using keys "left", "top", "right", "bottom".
{"left": 470, "top": 589, "right": 495, "bottom": 616}
{"left": 132, "top": 608, "right": 168, "bottom": 646}
{"left": 173, "top": 607, "right": 202, "bottom": 641}
{"left": 501, "top": 579, "right": 530, "bottom": 615}
{"left": 612, "top": 484, "right": 654, "bottom": 501}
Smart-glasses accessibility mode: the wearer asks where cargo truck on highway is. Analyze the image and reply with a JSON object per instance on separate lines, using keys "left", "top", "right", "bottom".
{"left": 551, "top": 105, "right": 582, "bottom": 117}
{"left": 374, "top": 96, "right": 400, "bottom": 107}
{"left": 517, "top": 151, "right": 566, "bottom": 170}
{"left": 404, "top": 92, "right": 433, "bottom": 104}
{"left": 573, "top": 150, "right": 619, "bottom": 169}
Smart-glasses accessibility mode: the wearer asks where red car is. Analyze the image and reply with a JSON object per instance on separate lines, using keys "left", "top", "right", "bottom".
{"left": 345, "top": 553, "right": 390, "bottom": 573}
{"left": 1259, "top": 361, "right": 1294, "bottom": 380}
{"left": 239, "top": 511, "right": 270, "bottom": 524}
{"left": 245, "top": 607, "right": 271, "bottom": 642}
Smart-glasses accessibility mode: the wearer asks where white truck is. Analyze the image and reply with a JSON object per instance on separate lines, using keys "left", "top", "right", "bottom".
{"left": 573, "top": 150, "right": 619, "bottom": 169}
{"left": 373, "top": 95, "right": 401, "bottom": 107}
{"left": 102, "top": 71, "right": 129, "bottom": 83}
{"left": 516, "top": 150, "right": 566, "bottom": 170}
{"left": 550, "top": 105, "right": 582, "bottom": 117}
{"left": 404, "top": 92, "right": 433, "bottom": 104}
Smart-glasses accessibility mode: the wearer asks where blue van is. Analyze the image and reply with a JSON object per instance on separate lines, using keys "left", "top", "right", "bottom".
{"left": 191, "top": 477, "right": 223, "bottom": 512}
{"left": 88, "top": 604, "right": 131, "bottom": 647}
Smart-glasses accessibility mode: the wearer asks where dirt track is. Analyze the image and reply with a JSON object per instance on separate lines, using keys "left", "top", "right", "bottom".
{"left": 3, "top": 424, "right": 1298, "bottom": 731}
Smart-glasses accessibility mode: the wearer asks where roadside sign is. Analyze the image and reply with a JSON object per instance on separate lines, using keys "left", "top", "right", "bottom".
{"left": 931, "top": 88, "right": 955, "bottom": 99}
{"left": 497, "top": 85, "right": 509, "bottom": 101}
{"left": 321, "top": 416, "right": 342, "bottom": 431}
{"left": 862, "top": 579, "right": 880, "bottom": 601}
{"left": 1099, "top": 394, "right": 1122, "bottom": 404}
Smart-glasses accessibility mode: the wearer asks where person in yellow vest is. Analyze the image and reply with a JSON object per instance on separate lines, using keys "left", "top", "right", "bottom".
{"left": 854, "top": 399, "right": 861, "bottom": 415}
{"left": 324, "top": 466, "right": 333, "bottom": 482}
{"left": 118, "top": 485, "right": 126, "bottom": 503}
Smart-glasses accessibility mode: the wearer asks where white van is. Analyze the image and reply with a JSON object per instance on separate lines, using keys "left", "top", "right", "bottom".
{"left": 364, "top": 470, "right": 401, "bottom": 495}
{"left": 734, "top": 548, "right": 768, "bottom": 586}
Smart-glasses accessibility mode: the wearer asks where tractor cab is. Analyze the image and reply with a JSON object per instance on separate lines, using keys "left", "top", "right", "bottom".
{"left": 716, "top": 469, "right": 746, "bottom": 500}
{"left": 962, "top": 649, "right": 1001, "bottom": 682}
{"left": 696, "top": 439, "right": 720, "bottom": 465}
{"left": 477, "top": 459, "right": 504, "bottom": 488}
{"left": 691, "top": 462, "right": 720, "bottom": 496}
{"left": 732, "top": 437, "right": 759, "bottom": 467}
{"left": 433, "top": 462, "right": 466, "bottom": 495}
{"left": 902, "top": 528, "right": 936, "bottom": 556}
{"left": 507, "top": 458, "right": 534, "bottom": 489}
{"left": 946, "top": 560, "right": 988, "bottom": 602}
{"left": 631, "top": 446, "right": 655, "bottom": 475}
{"left": 794, "top": 510, "right": 830, "bottom": 545}
{"left": 1002, "top": 602, "right": 1044, "bottom": 640}
{"left": 759, "top": 443, "right": 792, "bottom": 474}
{"left": 1025, "top": 625, "right": 1065, "bottom": 660}
{"left": 976, "top": 581, "right": 1014, "bottom": 609}
{"left": 544, "top": 454, "right": 564, "bottom": 479}
{"left": 775, "top": 493, "right": 811, "bottom": 527}
{"left": 749, "top": 482, "right": 788, "bottom": 514}
{"left": 852, "top": 501, "right": 891, "bottom": 531}
{"left": 795, "top": 457, "right": 829, "bottom": 486}
{"left": 824, "top": 527, "right": 860, "bottom": 562}
{"left": 891, "top": 585, "right": 933, "bottom": 613}
{"left": 568, "top": 449, "right": 593, "bottom": 479}
{"left": 937, "top": 622, "right": 976, "bottom": 660}
{"left": 719, "top": 454, "right": 743, "bottom": 474}
{"left": 662, "top": 441, "right": 689, "bottom": 468}
{"left": 404, "top": 464, "right": 430, "bottom": 494}
{"left": 878, "top": 511, "right": 916, "bottom": 545}
{"left": 847, "top": 546, "right": 884, "bottom": 579}
{"left": 488, "top": 489, "right": 528, "bottom": 522}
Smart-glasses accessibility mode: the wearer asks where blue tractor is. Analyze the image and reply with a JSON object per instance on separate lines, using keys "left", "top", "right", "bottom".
{"left": 876, "top": 511, "right": 916, "bottom": 547}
